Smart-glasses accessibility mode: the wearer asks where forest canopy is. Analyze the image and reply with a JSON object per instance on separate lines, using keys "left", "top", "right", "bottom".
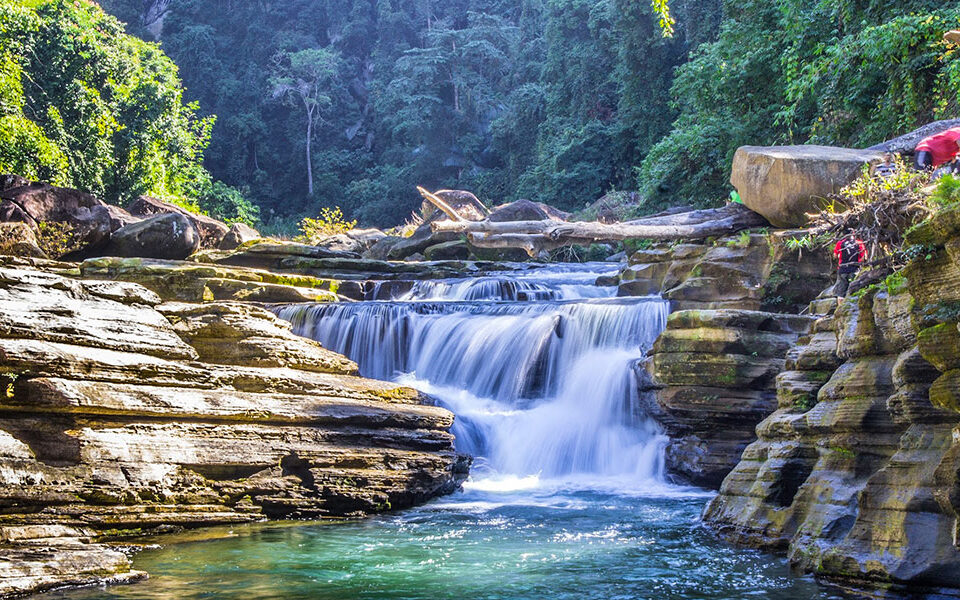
{"left": 4, "top": 0, "right": 960, "bottom": 230}
{"left": 0, "top": 0, "right": 256, "bottom": 223}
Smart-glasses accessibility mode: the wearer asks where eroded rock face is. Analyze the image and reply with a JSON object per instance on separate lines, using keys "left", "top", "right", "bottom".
{"left": 619, "top": 231, "right": 833, "bottom": 313}
{"left": 731, "top": 145, "right": 882, "bottom": 227}
{"left": 0, "top": 266, "right": 468, "bottom": 597}
{"left": 641, "top": 309, "right": 814, "bottom": 487}
{"left": 704, "top": 271, "right": 960, "bottom": 593}
{"left": 80, "top": 256, "right": 346, "bottom": 303}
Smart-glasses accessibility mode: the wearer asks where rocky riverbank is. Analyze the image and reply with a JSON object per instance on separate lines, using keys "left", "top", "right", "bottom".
{"left": 0, "top": 262, "right": 468, "bottom": 597}
{"left": 691, "top": 208, "right": 960, "bottom": 594}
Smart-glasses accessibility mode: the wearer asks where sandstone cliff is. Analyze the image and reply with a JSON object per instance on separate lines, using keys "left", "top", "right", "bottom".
{"left": 703, "top": 207, "right": 960, "bottom": 595}
{"left": 623, "top": 230, "right": 833, "bottom": 487}
{"left": 0, "top": 265, "right": 468, "bottom": 597}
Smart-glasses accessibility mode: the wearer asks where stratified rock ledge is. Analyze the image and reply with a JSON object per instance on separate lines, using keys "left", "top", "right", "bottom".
{"left": 0, "top": 266, "right": 469, "bottom": 598}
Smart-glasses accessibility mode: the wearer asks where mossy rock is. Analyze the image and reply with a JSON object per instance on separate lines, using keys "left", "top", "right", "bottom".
{"left": 904, "top": 205, "right": 960, "bottom": 246}
{"left": 917, "top": 322, "right": 960, "bottom": 372}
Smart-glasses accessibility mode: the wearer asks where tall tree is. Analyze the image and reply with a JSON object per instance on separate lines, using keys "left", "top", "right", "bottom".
{"left": 270, "top": 48, "right": 343, "bottom": 197}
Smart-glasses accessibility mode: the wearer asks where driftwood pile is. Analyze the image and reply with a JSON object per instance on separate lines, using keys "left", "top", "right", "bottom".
{"left": 418, "top": 187, "right": 769, "bottom": 257}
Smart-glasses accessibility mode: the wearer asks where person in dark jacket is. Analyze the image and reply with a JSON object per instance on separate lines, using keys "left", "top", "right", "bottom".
{"left": 833, "top": 232, "right": 866, "bottom": 298}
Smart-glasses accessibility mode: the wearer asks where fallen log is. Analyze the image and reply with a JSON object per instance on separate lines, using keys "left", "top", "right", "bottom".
{"left": 418, "top": 184, "right": 769, "bottom": 256}
{"left": 456, "top": 208, "right": 768, "bottom": 257}
{"left": 546, "top": 208, "right": 768, "bottom": 241}
{"left": 434, "top": 203, "right": 763, "bottom": 235}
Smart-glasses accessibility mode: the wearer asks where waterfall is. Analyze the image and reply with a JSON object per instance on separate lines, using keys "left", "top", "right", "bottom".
{"left": 274, "top": 264, "right": 669, "bottom": 482}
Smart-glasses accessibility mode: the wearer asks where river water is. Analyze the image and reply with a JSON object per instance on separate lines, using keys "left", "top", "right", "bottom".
{"left": 43, "top": 263, "right": 847, "bottom": 600}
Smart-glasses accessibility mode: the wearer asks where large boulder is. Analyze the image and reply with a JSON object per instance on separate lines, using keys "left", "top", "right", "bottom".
{"left": 101, "top": 213, "right": 201, "bottom": 260}
{"left": 217, "top": 222, "right": 260, "bottom": 250}
{"left": 127, "top": 195, "right": 229, "bottom": 248}
{"left": 0, "top": 174, "right": 29, "bottom": 192}
{"left": 488, "top": 199, "right": 570, "bottom": 222}
{"left": 0, "top": 181, "right": 113, "bottom": 253}
{"left": 420, "top": 189, "right": 488, "bottom": 223}
{"left": 730, "top": 145, "right": 883, "bottom": 228}
{"left": 105, "top": 205, "right": 141, "bottom": 231}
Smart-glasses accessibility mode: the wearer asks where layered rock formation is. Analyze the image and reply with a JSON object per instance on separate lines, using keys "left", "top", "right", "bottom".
{"left": 623, "top": 230, "right": 834, "bottom": 487}
{"left": 0, "top": 266, "right": 468, "bottom": 597}
{"left": 640, "top": 309, "right": 814, "bottom": 487}
{"left": 80, "top": 256, "right": 349, "bottom": 303}
{"left": 619, "top": 231, "right": 833, "bottom": 313}
{"left": 703, "top": 206, "right": 960, "bottom": 594}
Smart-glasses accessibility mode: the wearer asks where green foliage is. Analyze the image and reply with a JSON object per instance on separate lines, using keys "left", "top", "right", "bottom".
{"left": 726, "top": 230, "right": 751, "bottom": 248}
{"left": 650, "top": 0, "right": 675, "bottom": 37}
{"left": 793, "top": 394, "right": 816, "bottom": 413}
{"left": 0, "top": 0, "right": 252, "bottom": 214}
{"left": 295, "top": 207, "right": 357, "bottom": 244}
{"left": 930, "top": 174, "right": 960, "bottom": 206}
{"left": 883, "top": 270, "right": 907, "bottom": 295}
{"left": 35, "top": 220, "right": 77, "bottom": 258}
{"left": 99, "top": 0, "right": 715, "bottom": 227}
{"left": 86, "top": 0, "right": 960, "bottom": 229}
{"left": 197, "top": 180, "right": 260, "bottom": 226}
{"left": 637, "top": 0, "right": 960, "bottom": 209}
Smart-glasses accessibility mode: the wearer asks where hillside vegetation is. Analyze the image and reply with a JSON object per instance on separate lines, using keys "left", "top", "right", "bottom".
{"left": 4, "top": 0, "right": 960, "bottom": 230}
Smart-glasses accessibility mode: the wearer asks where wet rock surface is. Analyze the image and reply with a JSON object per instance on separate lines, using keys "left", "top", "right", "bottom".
{"left": 0, "top": 266, "right": 468, "bottom": 598}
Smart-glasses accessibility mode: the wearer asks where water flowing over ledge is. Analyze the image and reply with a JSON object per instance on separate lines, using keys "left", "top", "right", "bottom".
{"left": 276, "top": 264, "right": 669, "bottom": 483}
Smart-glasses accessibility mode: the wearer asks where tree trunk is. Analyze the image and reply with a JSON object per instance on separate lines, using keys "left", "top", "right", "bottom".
{"left": 430, "top": 203, "right": 769, "bottom": 257}
{"left": 305, "top": 105, "right": 315, "bottom": 196}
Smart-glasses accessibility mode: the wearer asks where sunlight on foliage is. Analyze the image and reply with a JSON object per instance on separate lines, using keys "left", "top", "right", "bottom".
{"left": 807, "top": 156, "right": 933, "bottom": 267}
{"left": 295, "top": 207, "right": 357, "bottom": 244}
{"left": 35, "top": 221, "right": 78, "bottom": 258}
{"left": 930, "top": 174, "right": 960, "bottom": 207}
{"left": 650, "top": 0, "right": 675, "bottom": 37}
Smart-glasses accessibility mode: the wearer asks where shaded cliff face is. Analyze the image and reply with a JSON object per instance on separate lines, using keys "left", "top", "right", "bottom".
{"left": 623, "top": 230, "right": 833, "bottom": 487}
{"left": 703, "top": 207, "right": 960, "bottom": 594}
{"left": 0, "top": 266, "right": 467, "bottom": 598}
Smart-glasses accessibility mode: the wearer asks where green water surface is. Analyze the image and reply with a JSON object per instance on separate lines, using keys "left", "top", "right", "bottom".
{"left": 39, "top": 479, "right": 850, "bottom": 600}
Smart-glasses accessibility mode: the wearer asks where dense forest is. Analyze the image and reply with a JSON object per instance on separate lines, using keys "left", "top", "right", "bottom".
{"left": 3, "top": 0, "right": 960, "bottom": 230}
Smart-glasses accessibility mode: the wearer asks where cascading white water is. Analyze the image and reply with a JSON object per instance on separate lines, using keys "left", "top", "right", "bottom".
{"left": 275, "top": 263, "right": 669, "bottom": 482}
{"left": 389, "top": 264, "right": 617, "bottom": 301}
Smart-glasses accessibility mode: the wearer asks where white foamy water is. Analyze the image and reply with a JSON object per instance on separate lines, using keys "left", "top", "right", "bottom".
{"left": 275, "top": 263, "right": 669, "bottom": 484}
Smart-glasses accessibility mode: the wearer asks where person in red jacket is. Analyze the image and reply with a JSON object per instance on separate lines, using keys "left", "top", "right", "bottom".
{"left": 914, "top": 126, "right": 960, "bottom": 170}
{"left": 833, "top": 232, "right": 866, "bottom": 298}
